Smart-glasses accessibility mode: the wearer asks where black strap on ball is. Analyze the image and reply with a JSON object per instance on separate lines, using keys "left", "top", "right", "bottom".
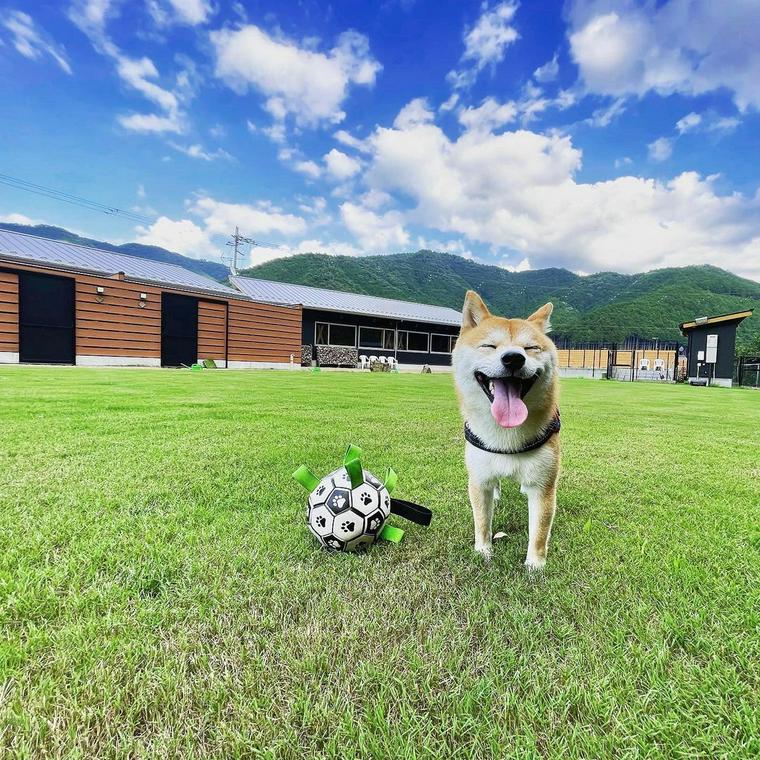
{"left": 390, "top": 498, "right": 433, "bottom": 527}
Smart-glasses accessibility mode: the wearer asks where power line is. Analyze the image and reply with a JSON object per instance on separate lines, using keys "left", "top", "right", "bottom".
{"left": 224, "top": 227, "right": 282, "bottom": 274}
{"left": 0, "top": 172, "right": 154, "bottom": 224}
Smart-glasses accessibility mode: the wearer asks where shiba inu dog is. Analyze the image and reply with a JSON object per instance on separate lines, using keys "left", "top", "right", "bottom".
{"left": 452, "top": 291, "right": 561, "bottom": 570}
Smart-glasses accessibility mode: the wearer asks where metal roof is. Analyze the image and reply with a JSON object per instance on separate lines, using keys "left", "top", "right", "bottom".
{"left": 680, "top": 309, "right": 753, "bottom": 331}
{"left": 230, "top": 275, "right": 462, "bottom": 326}
{"left": 0, "top": 229, "right": 241, "bottom": 298}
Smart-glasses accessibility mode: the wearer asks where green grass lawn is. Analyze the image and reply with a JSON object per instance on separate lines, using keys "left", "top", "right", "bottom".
{"left": 0, "top": 368, "right": 758, "bottom": 758}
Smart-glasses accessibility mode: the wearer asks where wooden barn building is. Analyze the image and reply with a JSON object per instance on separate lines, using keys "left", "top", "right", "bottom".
{"left": 0, "top": 229, "right": 301, "bottom": 368}
{"left": 230, "top": 275, "right": 462, "bottom": 369}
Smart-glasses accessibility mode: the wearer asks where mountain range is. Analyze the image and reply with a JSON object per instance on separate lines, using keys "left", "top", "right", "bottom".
{"left": 2, "top": 222, "right": 757, "bottom": 350}
{"left": 243, "top": 251, "right": 760, "bottom": 349}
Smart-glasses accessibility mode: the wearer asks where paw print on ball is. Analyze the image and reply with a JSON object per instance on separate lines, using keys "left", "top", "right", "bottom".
{"left": 351, "top": 484, "right": 380, "bottom": 516}
{"left": 333, "top": 509, "right": 365, "bottom": 540}
{"left": 326, "top": 487, "right": 351, "bottom": 514}
{"left": 308, "top": 505, "right": 334, "bottom": 538}
{"left": 365, "top": 510, "right": 385, "bottom": 535}
{"left": 324, "top": 536, "right": 345, "bottom": 552}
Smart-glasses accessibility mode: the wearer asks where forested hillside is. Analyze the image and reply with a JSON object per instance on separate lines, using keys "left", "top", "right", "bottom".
{"left": 244, "top": 251, "right": 760, "bottom": 349}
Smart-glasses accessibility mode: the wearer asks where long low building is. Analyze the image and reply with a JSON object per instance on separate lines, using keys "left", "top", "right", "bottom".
{"left": 0, "top": 229, "right": 301, "bottom": 368}
{"left": 230, "top": 275, "right": 462, "bottom": 367}
{"left": 0, "top": 230, "right": 464, "bottom": 370}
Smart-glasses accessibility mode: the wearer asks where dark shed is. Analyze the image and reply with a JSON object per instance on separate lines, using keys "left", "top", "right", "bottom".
{"left": 679, "top": 309, "right": 753, "bottom": 387}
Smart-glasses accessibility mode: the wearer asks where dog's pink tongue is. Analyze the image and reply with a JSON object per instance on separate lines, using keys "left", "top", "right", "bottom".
{"left": 491, "top": 378, "right": 528, "bottom": 428}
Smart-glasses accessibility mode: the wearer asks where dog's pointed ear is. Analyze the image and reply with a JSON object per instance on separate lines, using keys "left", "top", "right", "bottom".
{"left": 462, "top": 290, "right": 491, "bottom": 331}
{"left": 527, "top": 302, "right": 553, "bottom": 333}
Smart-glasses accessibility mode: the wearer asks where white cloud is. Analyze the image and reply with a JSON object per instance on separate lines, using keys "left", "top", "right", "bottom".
{"left": 135, "top": 216, "right": 213, "bottom": 258}
{"left": 135, "top": 195, "right": 309, "bottom": 261}
{"left": 169, "top": 142, "right": 233, "bottom": 161}
{"left": 354, "top": 105, "right": 760, "bottom": 280}
{"left": 148, "top": 0, "right": 214, "bottom": 26}
{"left": 501, "top": 256, "right": 531, "bottom": 272}
{"left": 393, "top": 97, "right": 434, "bottom": 129}
{"left": 585, "top": 97, "right": 626, "bottom": 128}
{"left": 533, "top": 54, "right": 559, "bottom": 83}
{"left": 210, "top": 25, "right": 380, "bottom": 131}
{"left": 614, "top": 156, "right": 632, "bottom": 169}
{"left": 708, "top": 116, "right": 741, "bottom": 133}
{"left": 137, "top": 184, "right": 146, "bottom": 198}
{"left": 324, "top": 148, "right": 361, "bottom": 180}
{"left": 448, "top": 1, "right": 519, "bottom": 89}
{"left": 458, "top": 97, "right": 517, "bottom": 133}
{"left": 648, "top": 137, "right": 673, "bottom": 162}
{"left": 340, "top": 203, "right": 409, "bottom": 252}
{"left": 191, "top": 197, "right": 307, "bottom": 238}
{"left": 208, "top": 123, "right": 226, "bottom": 138}
{"left": 568, "top": 0, "right": 760, "bottom": 111}
{"left": 293, "top": 160, "right": 322, "bottom": 179}
{"left": 2, "top": 10, "right": 72, "bottom": 74}
{"left": 676, "top": 111, "right": 702, "bottom": 134}
{"left": 117, "top": 112, "right": 183, "bottom": 133}
{"left": 0, "top": 212, "right": 41, "bottom": 225}
{"left": 115, "top": 56, "right": 179, "bottom": 112}
{"left": 69, "top": 1, "right": 190, "bottom": 134}
{"left": 440, "top": 93, "right": 460, "bottom": 112}
{"left": 333, "top": 129, "right": 370, "bottom": 153}
{"left": 673, "top": 111, "right": 740, "bottom": 136}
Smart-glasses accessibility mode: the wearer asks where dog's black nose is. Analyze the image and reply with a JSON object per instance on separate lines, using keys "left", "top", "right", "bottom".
{"left": 501, "top": 350, "right": 526, "bottom": 370}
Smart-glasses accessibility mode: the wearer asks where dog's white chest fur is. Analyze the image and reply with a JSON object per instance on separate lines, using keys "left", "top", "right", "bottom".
{"left": 465, "top": 442, "right": 556, "bottom": 489}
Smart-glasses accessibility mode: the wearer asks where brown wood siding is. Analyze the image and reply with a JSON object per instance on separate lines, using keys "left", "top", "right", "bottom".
{"left": 0, "top": 271, "right": 19, "bottom": 353}
{"left": 228, "top": 300, "right": 302, "bottom": 363}
{"left": 198, "top": 300, "right": 227, "bottom": 360}
{"left": 0, "top": 260, "right": 303, "bottom": 364}
{"left": 75, "top": 278, "right": 161, "bottom": 357}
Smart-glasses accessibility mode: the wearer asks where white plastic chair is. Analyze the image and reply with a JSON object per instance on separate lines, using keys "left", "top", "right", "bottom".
{"left": 639, "top": 358, "right": 650, "bottom": 371}
{"left": 369, "top": 355, "right": 378, "bottom": 366}
{"left": 654, "top": 358, "right": 665, "bottom": 371}
{"left": 379, "top": 355, "right": 388, "bottom": 365}
{"left": 387, "top": 357, "right": 397, "bottom": 369}
{"left": 359, "top": 354, "right": 369, "bottom": 369}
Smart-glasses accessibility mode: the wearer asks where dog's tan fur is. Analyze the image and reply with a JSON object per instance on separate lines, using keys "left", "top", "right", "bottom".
{"left": 452, "top": 291, "right": 561, "bottom": 569}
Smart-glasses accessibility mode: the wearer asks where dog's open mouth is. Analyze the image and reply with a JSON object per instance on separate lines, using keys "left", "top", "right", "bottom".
{"left": 474, "top": 371, "right": 539, "bottom": 428}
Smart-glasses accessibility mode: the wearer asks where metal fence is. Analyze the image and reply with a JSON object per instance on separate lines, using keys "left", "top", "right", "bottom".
{"left": 735, "top": 357, "right": 760, "bottom": 388}
{"left": 553, "top": 340, "right": 684, "bottom": 382}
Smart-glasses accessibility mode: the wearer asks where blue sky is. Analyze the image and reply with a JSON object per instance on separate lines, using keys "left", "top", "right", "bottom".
{"left": 1, "top": 0, "right": 759, "bottom": 280}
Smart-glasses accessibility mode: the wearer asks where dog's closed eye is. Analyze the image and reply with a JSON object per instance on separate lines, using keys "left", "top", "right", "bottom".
{"left": 479, "top": 343, "right": 497, "bottom": 349}
{"left": 525, "top": 345, "right": 541, "bottom": 351}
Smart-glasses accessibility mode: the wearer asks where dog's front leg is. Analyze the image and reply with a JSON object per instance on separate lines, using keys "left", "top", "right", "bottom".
{"left": 469, "top": 478, "right": 495, "bottom": 560}
{"left": 523, "top": 480, "right": 557, "bottom": 571}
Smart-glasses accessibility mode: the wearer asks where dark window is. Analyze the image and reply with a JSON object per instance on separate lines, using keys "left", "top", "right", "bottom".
{"left": 383, "top": 330, "right": 395, "bottom": 350}
{"left": 317, "top": 322, "right": 356, "bottom": 347}
{"left": 431, "top": 334, "right": 454, "bottom": 354}
{"left": 359, "top": 327, "right": 383, "bottom": 349}
{"left": 398, "top": 331, "right": 428, "bottom": 352}
{"left": 330, "top": 323, "right": 356, "bottom": 347}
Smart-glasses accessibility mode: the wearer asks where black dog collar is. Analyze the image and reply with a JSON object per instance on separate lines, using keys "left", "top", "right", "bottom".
{"left": 464, "top": 410, "right": 561, "bottom": 455}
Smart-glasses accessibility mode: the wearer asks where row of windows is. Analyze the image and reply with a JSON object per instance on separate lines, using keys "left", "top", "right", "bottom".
{"left": 314, "top": 322, "right": 458, "bottom": 354}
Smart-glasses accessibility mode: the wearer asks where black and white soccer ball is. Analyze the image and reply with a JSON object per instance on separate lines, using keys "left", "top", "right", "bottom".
{"left": 307, "top": 466, "right": 392, "bottom": 552}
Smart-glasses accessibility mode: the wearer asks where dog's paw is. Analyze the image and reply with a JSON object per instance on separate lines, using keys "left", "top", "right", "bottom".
{"left": 475, "top": 543, "right": 493, "bottom": 562}
{"left": 524, "top": 555, "right": 546, "bottom": 574}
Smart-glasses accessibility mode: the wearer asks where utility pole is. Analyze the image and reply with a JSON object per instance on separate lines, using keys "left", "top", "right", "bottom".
{"left": 225, "top": 226, "right": 254, "bottom": 275}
